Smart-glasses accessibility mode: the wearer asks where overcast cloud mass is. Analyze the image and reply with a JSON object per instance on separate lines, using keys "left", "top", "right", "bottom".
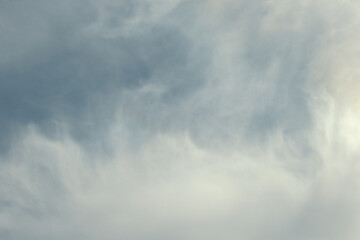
{"left": 1, "top": 0, "right": 360, "bottom": 239}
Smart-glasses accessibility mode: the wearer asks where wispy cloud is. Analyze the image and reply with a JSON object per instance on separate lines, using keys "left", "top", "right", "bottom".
{"left": 1, "top": 0, "right": 360, "bottom": 239}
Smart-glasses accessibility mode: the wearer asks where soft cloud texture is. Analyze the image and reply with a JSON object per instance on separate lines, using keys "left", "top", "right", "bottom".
{"left": 1, "top": 0, "right": 360, "bottom": 239}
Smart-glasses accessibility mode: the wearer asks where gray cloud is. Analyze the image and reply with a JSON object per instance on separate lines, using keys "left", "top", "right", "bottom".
{"left": 1, "top": 0, "right": 360, "bottom": 239}
{"left": 0, "top": 0, "right": 207, "bottom": 154}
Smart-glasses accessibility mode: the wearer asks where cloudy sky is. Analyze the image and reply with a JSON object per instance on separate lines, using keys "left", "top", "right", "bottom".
{"left": 1, "top": 0, "right": 360, "bottom": 239}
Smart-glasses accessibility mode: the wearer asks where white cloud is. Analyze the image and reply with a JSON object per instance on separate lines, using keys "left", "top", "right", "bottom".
{"left": 1, "top": 0, "right": 360, "bottom": 239}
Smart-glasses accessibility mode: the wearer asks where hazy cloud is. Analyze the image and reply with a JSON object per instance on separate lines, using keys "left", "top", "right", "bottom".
{"left": 1, "top": 0, "right": 360, "bottom": 239}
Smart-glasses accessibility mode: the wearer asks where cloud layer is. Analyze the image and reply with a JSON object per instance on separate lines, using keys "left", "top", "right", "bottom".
{"left": 1, "top": 0, "right": 360, "bottom": 239}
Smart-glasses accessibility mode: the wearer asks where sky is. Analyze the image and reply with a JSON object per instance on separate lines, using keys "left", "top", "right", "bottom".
{"left": 1, "top": 0, "right": 360, "bottom": 239}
